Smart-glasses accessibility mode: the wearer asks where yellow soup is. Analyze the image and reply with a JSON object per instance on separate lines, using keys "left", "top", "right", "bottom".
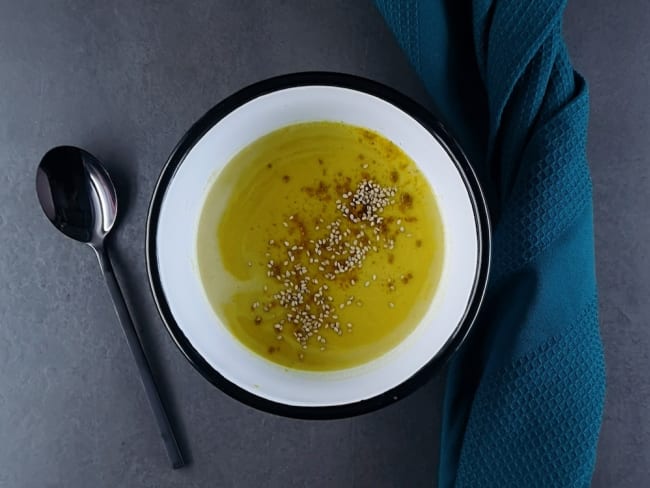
{"left": 197, "top": 121, "right": 444, "bottom": 371}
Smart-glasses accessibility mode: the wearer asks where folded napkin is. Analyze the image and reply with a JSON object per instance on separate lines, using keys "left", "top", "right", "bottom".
{"left": 375, "top": 1, "right": 606, "bottom": 486}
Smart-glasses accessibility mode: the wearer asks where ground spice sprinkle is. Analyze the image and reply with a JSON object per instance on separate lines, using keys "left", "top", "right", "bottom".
{"left": 248, "top": 177, "right": 414, "bottom": 355}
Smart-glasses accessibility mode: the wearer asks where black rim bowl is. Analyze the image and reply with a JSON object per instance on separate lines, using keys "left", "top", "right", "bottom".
{"left": 146, "top": 72, "right": 491, "bottom": 419}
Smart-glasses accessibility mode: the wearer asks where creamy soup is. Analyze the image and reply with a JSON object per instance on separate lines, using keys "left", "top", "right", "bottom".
{"left": 197, "top": 121, "right": 444, "bottom": 371}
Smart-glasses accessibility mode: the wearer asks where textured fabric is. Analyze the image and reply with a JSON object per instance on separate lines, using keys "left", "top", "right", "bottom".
{"left": 374, "top": 1, "right": 606, "bottom": 486}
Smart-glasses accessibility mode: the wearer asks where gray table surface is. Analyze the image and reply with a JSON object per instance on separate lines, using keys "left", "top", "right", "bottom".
{"left": 0, "top": 1, "right": 648, "bottom": 487}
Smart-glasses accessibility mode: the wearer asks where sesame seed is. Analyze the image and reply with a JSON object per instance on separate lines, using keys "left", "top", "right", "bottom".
{"left": 257, "top": 178, "right": 402, "bottom": 353}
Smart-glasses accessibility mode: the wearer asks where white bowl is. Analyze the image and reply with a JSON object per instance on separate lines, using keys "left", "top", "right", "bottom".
{"left": 146, "top": 73, "right": 490, "bottom": 418}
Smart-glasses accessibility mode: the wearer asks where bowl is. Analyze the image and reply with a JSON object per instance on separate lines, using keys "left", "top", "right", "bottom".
{"left": 146, "top": 72, "right": 490, "bottom": 419}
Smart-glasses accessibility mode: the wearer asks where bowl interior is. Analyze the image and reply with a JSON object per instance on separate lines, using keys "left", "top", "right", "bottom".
{"left": 153, "top": 85, "right": 480, "bottom": 407}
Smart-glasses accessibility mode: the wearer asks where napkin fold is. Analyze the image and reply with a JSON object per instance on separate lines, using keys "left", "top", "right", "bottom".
{"left": 375, "top": 1, "right": 606, "bottom": 486}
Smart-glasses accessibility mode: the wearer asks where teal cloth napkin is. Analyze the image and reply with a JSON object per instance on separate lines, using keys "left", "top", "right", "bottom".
{"left": 375, "top": 1, "right": 606, "bottom": 486}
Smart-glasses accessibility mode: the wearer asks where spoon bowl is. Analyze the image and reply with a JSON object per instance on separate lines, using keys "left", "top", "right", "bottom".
{"left": 36, "top": 146, "right": 117, "bottom": 246}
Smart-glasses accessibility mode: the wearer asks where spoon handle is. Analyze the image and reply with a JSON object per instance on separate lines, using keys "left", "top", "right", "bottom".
{"left": 94, "top": 245, "right": 185, "bottom": 469}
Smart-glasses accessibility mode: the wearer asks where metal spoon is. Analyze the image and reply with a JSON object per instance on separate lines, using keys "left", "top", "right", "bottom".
{"left": 36, "top": 146, "right": 184, "bottom": 469}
